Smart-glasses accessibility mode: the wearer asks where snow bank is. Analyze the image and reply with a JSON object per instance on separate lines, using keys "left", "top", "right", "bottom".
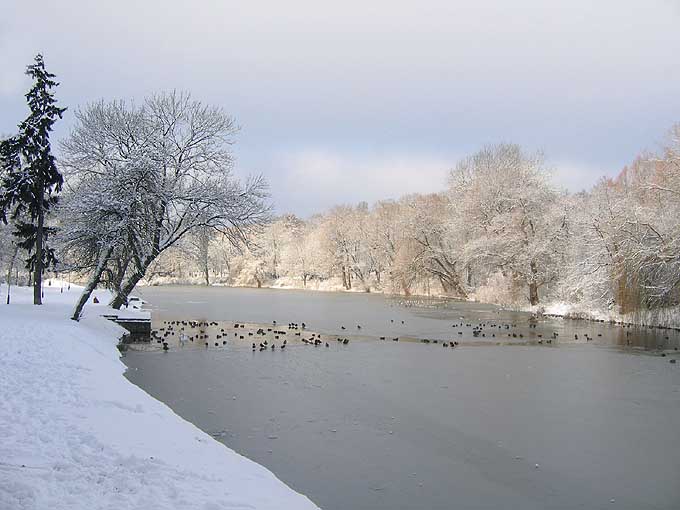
{"left": 532, "top": 300, "right": 680, "bottom": 329}
{"left": 0, "top": 284, "right": 320, "bottom": 510}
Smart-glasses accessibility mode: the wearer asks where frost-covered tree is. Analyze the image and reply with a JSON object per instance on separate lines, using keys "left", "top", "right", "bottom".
{"left": 0, "top": 54, "right": 66, "bottom": 305}
{"left": 60, "top": 151, "right": 154, "bottom": 319}
{"left": 186, "top": 225, "right": 215, "bottom": 286}
{"left": 449, "top": 144, "right": 568, "bottom": 305}
{"left": 403, "top": 193, "right": 467, "bottom": 296}
{"left": 60, "top": 91, "right": 270, "bottom": 313}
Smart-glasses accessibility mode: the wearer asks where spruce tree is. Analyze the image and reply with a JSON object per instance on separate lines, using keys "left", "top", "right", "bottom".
{"left": 0, "top": 54, "right": 66, "bottom": 305}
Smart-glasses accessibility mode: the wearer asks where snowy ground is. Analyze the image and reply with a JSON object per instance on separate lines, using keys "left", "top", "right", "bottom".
{"left": 0, "top": 283, "right": 320, "bottom": 510}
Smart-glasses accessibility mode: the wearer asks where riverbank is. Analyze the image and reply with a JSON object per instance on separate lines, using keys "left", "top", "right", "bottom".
{"left": 134, "top": 276, "right": 680, "bottom": 330}
{"left": 0, "top": 284, "right": 320, "bottom": 510}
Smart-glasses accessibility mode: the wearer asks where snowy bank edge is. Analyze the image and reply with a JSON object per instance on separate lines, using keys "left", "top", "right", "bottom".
{"left": 0, "top": 285, "right": 321, "bottom": 510}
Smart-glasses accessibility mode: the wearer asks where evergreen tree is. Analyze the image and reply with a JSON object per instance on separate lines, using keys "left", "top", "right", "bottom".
{"left": 0, "top": 54, "right": 66, "bottom": 305}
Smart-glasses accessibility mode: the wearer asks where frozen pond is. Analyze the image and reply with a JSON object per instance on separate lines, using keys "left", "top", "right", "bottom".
{"left": 123, "top": 286, "right": 680, "bottom": 510}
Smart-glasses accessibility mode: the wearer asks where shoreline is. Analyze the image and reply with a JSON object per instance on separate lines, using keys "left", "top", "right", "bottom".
{"left": 0, "top": 284, "right": 321, "bottom": 510}
{"left": 130, "top": 281, "right": 680, "bottom": 331}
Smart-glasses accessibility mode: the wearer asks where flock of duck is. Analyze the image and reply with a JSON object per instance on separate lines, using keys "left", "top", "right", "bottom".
{"left": 151, "top": 320, "right": 354, "bottom": 353}
{"left": 147, "top": 317, "right": 678, "bottom": 362}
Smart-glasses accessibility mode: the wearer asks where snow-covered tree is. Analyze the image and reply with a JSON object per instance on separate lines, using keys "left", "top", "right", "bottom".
{"left": 449, "top": 144, "right": 568, "bottom": 305}
{"left": 60, "top": 91, "right": 270, "bottom": 313}
{"left": 0, "top": 54, "right": 66, "bottom": 305}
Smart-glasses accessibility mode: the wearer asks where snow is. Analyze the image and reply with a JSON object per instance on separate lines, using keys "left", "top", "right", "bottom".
{"left": 0, "top": 283, "right": 320, "bottom": 510}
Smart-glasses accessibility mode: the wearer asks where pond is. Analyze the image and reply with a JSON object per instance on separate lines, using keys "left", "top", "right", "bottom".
{"left": 123, "top": 286, "right": 680, "bottom": 510}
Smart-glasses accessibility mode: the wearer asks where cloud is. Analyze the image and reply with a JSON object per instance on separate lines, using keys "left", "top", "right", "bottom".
{"left": 2, "top": 0, "right": 678, "bottom": 216}
{"left": 548, "top": 160, "right": 619, "bottom": 193}
{"left": 0, "top": 19, "right": 32, "bottom": 97}
{"left": 270, "top": 149, "right": 452, "bottom": 216}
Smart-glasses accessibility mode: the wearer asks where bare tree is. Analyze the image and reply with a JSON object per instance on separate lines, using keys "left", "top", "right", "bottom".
{"left": 60, "top": 91, "right": 270, "bottom": 316}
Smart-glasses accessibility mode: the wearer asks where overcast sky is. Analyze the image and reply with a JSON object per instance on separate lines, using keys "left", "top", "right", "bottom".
{"left": 2, "top": 0, "right": 679, "bottom": 216}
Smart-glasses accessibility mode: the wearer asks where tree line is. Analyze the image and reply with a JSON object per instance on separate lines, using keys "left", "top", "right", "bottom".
{"left": 150, "top": 137, "right": 680, "bottom": 325}
{"left": 2, "top": 55, "right": 679, "bottom": 326}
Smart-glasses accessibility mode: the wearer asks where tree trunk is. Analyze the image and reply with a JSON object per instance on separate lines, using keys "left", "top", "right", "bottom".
{"left": 529, "top": 282, "right": 539, "bottom": 306}
{"left": 33, "top": 206, "right": 44, "bottom": 305}
{"left": 203, "top": 265, "right": 210, "bottom": 286}
{"left": 438, "top": 274, "right": 468, "bottom": 298}
{"left": 401, "top": 278, "right": 412, "bottom": 297}
{"left": 109, "top": 270, "right": 146, "bottom": 309}
{"left": 72, "top": 245, "right": 114, "bottom": 321}
{"left": 528, "top": 261, "right": 540, "bottom": 306}
{"left": 6, "top": 243, "right": 19, "bottom": 305}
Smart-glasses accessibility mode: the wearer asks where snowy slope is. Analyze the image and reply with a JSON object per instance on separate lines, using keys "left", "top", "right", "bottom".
{"left": 0, "top": 284, "right": 320, "bottom": 510}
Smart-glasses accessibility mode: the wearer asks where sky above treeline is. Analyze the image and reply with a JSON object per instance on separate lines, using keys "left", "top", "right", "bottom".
{"left": 2, "top": 0, "right": 680, "bottom": 217}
